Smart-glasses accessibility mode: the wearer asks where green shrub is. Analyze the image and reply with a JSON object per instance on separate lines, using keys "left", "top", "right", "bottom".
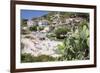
{"left": 54, "top": 27, "right": 70, "bottom": 39}
{"left": 21, "top": 53, "right": 56, "bottom": 63}
{"left": 29, "top": 26, "right": 37, "bottom": 31}
{"left": 37, "top": 55, "right": 55, "bottom": 62}
{"left": 46, "top": 33, "right": 56, "bottom": 40}
{"left": 21, "top": 53, "right": 34, "bottom": 62}
{"left": 38, "top": 26, "right": 44, "bottom": 31}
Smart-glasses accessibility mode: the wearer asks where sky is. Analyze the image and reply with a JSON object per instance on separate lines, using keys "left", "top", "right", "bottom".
{"left": 21, "top": 10, "right": 49, "bottom": 20}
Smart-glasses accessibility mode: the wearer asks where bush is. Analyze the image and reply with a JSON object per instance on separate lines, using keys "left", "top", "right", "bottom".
{"left": 29, "top": 26, "right": 44, "bottom": 31}
{"left": 38, "top": 26, "right": 44, "bottom": 31}
{"left": 21, "top": 53, "right": 56, "bottom": 62}
{"left": 54, "top": 27, "right": 69, "bottom": 39}
{"left": 29, "top": 26, "right": 37, "bottom": 31}
{"left": 21, "top": 53, "right": 34, "bottom": 62}
{"left": 37, "top": 55, "right": 56, "bottom": 62}
{"left": 46, "top": 33, "right": 56, "bottom": 40}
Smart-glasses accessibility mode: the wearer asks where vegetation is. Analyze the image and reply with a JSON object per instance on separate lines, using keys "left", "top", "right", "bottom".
{"left": 54, "top": 27, "right": 70, "bottom": 39}
{"left": 57, "top": 21, "right": 89, "bottom": 60}
{"left": 76, "top": 13, "right": 89, "bottom": 22}
{"left": 38, "top": 26, "right": 44, "bottom": 31}
{"left": 29, "top": 26, "right": 45, "bottom": 31}
{"left": 21, "top": 53, "right": 56, "bottom": 62}
{"left": 29, "top": 25, "right": 37, "bottom": 31}
{"left": 21, "top": 19, "right": 27, "bottom": 27}
{"left": 46, "top": 33, "right": 56, "bottom": 40}
{"left": 21, "top": 11, "right": 90, "bottom": 62}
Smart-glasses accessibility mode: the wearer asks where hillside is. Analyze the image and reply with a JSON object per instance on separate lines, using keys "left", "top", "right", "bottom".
{"left": 21, "top": 11, "right": 90, "bottom": 62}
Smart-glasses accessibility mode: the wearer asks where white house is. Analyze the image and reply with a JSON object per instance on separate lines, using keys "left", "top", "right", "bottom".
{"left": 38, "top": 20, "right": 49, "bottom": 27}
{"left": 27, "top": 20, "right": 39, "bottom": 27}
{"left": 27, "top": 20, "right": 34, "bottom": 27}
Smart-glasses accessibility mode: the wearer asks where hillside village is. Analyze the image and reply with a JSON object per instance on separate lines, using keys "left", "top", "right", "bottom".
{"left": 21, "top": 11, "right": 90, "bottom": 62}
{"left": 22, "top": 12, "right": 87, "bottom": 34}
